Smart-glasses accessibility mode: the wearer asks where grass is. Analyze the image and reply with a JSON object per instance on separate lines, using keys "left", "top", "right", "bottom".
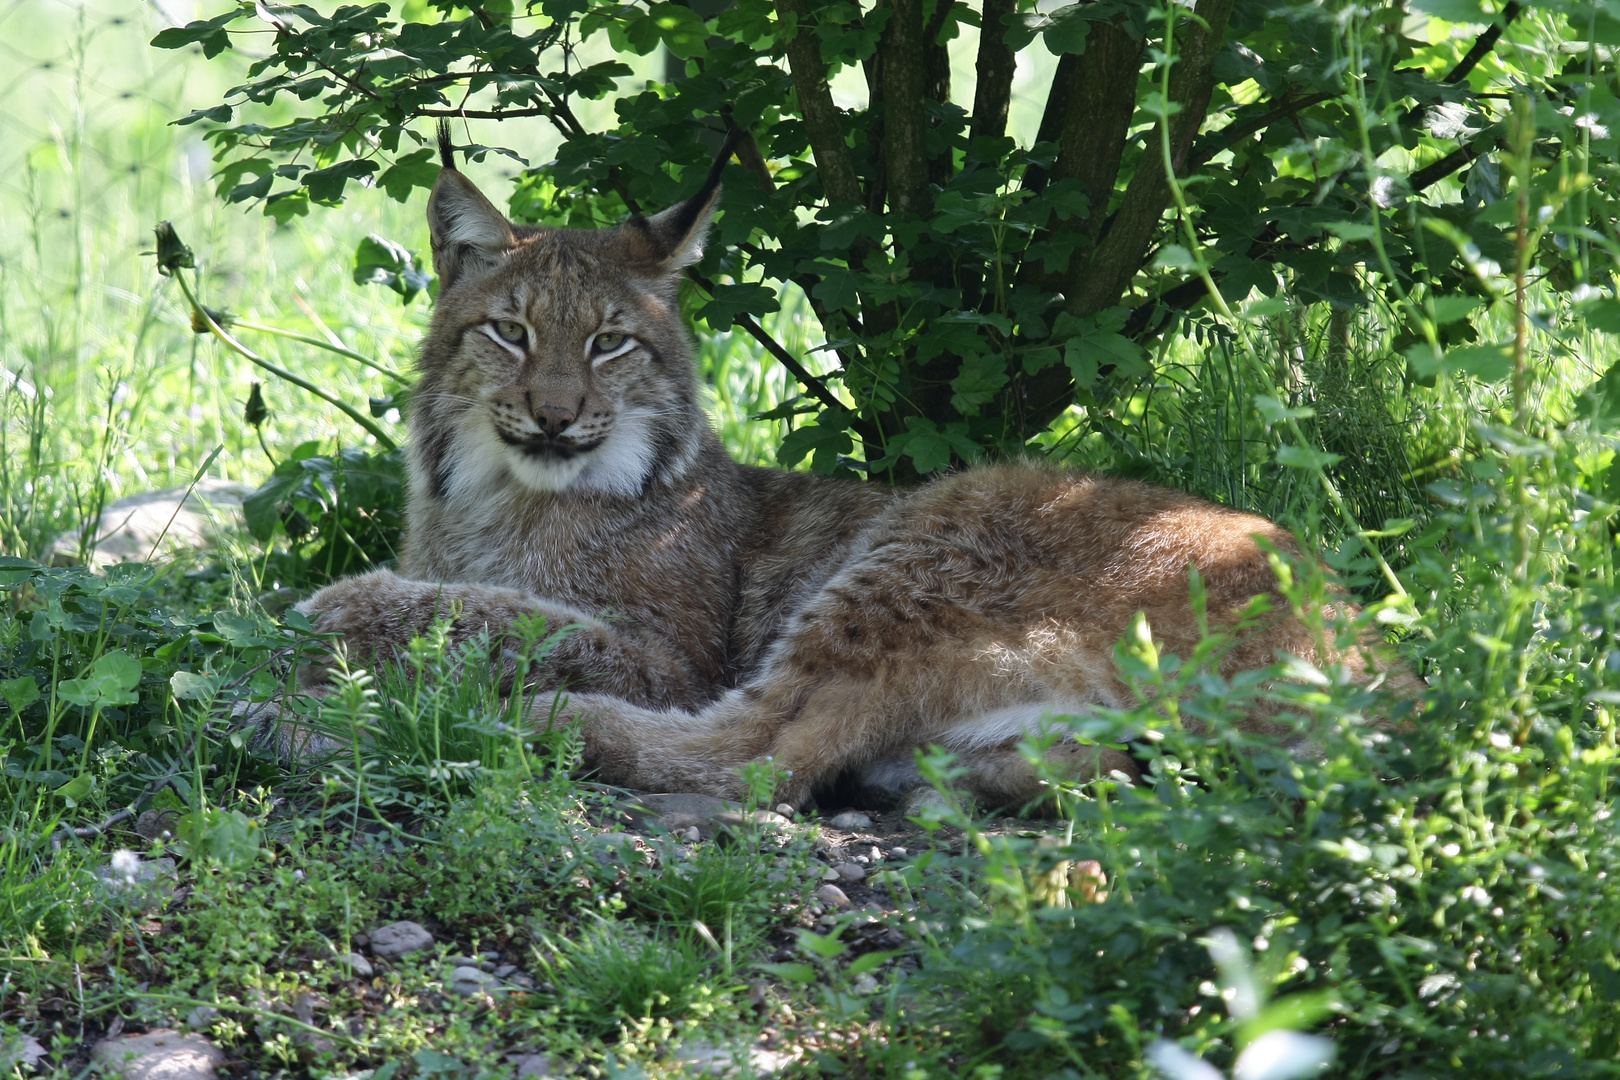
{"left": 4, "top": 1, "right": 1620, "bottom": 1077}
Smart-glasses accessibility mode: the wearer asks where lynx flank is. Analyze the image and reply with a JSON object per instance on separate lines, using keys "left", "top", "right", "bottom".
{"left": 297, "top": 128, "right": 1379, "bottom": 808}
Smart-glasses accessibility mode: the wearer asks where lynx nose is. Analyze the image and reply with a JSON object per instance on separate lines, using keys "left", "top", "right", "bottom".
{"left": 533, "top": 403, "right": 576, "bottom": 438}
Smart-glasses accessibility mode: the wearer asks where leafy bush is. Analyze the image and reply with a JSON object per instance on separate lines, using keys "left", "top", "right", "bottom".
{"left": 242, "top": 442, "right": 407, "bottom": 590}
{"left": 856, "top": 418, "right": 1620, "bottom": 1076}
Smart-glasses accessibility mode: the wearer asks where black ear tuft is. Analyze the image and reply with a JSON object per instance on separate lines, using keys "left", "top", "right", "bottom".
{"left": 666, "top": 126, "right": 747, "bottom": 245}
{"left": 636, "top": 127, "right": 748, "bottom": 270}
{"left": 437, "top": 120, "right": 457, "bottom": 172}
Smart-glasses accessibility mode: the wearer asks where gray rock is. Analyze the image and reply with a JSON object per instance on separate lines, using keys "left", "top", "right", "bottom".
{"left": 494, "top": 964, "right": 518, "bottom": 978}
{"left": 509, "top": 973, "right": 536, "bottom": 989}
{"left": 828, "top": 811, "right": 873, "bottom": 831}
{"left": 183, "top": 1006, "right": 219, "bottom": 1030}
{"left": 50, "top": 479, "right": 253, "bottom": 569}
{"left": 900, "top": 787, "right": 950, "bottom": 817}
{"left": 0, "top": 1034, "right": 45, "bottom": 1071}
{"left": 333, "top": 952, "right": 373, "bottom": 978}
{"left": 97, "top": 855, "right": 179, "bottom": 910}
{"left": 675, "top": 1041, "right": 791, "bottom": 1076}
{"left": 134, "top": 809, "right": 180, "bottom": 841}
{"left": 447, "top": 965, "right": 499, "bottom": 997}
{"left": 819, "top": 866, "right": 842, "bottom": 882}
{"left": 368, "top": 921, "right": 434, "bottom": 961}
{"left": 832, "top": 862, "right": 866, "bottom": 883}
{"left": 774, "top": 804, "right": 795, "bottom": 819}
{"left": 508, "top": 1053, "right": 555, "bottom": 1078}
{"left": 888, "top": 846, "right": 909, "bottom": 858}
{"left": 92, "top": 1029, "right": 223, "bottom": 1080}
{"left": 813, "top": 884, "right": 851, "bottom": 908}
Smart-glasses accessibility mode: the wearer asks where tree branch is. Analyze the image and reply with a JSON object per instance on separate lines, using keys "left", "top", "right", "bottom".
{"left": 1065, "top": 0, "right": 1235, "bottom": 317}
{"left": 970, "top": 0, "right": 1016, "bottom": 144}
{"left": 1444, "top": 1, "right": 1523, "bottom": 84}
{"left": 686, "top": 268, "right": 881, "bottom": 440}
{"left": 881, "top": 0, "right": 931, "bottom": 216}
{"left": 1187, "top": 91, "right": 1333, "bottom": 171}
{"left": 773, "top": 0, "right": 863, "bottom": 207}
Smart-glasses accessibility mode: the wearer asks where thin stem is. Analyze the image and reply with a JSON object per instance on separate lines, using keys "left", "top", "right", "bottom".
{"left": 1152, "top": 3, "right": 1408, "bottom": 601}
{"left": 231, "top": 320, "right": 407, "bottom": 384}
{"left": 171, "top": 273, "right": 397, "bottom": 450}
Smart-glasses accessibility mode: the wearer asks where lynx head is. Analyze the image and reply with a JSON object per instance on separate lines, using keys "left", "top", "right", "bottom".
{"left": 412, "top": 125, "right": 740, "bottom": 503}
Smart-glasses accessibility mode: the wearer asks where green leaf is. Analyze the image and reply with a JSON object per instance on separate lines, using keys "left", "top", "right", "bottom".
{"left": 778, "top": 422, "right": 853, "bottom": 475}
{"left": 847, "top": 950, "right": 900, "bottom": 976}
{"left": 1428, "top": 295, "right": 1483, "bottom": 325}
{"left": 1253, "top": 396, "right": 1316, "bottom": 425}
{"left": 149, "top": 11, "right": 239, "bottom": 58}
{"left": 56, "top": 774, "right": 93, "bottom": 806}
{"left": 1, "top": 675, "right": 40, "bottom": 716}
{"left": 376, "top": 148, "right": 441, "bottom": 203}
{"left": 1277, "top": 444, "right": 1345, "bottom": 470}
{"left": 1055, "top": 308, "right": 1147, "bottom": 383}
{"left": 796, "top": 929, "right": 849, "bottom": 960}
{"left": 354, "top": 234, "right": 432, "bottom": 304}
{"left": 304, "top": 159, "right": 378, "bottom": 204}
{"left": 1042, "top": 5, "right": 1090, "bottom": 53}
{"left": 170, "top": 671, "right": 220, "bottom": 702}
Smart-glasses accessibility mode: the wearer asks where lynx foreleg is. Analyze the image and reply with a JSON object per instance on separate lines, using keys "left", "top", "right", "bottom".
{"left": 295, "top": 569, "right": 706, "bottom": 706}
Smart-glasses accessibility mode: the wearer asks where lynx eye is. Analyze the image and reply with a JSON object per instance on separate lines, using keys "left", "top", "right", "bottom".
{"left": 493, "top": 320, "right": 526, "bottom": 344}
{"left": 592, "top": 332, "right": 627, "bottom": 353}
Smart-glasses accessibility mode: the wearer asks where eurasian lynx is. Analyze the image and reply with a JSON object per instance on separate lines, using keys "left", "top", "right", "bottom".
{"left": 297, "top": 128, "right": 1383, "bottom": 808}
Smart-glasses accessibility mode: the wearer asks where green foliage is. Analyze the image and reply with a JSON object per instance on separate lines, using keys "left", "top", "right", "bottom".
{"left": 844, "top": 422, "right": 1620, "bottom": 1075}
{"left": 527, "top": 919, "right": 732, "bottom": 1037}
{"left": 242, "top": 442, "right": 407, "bottom": 588}
{"left": 152, "top": 0, "right": 1614, "bottom": 488}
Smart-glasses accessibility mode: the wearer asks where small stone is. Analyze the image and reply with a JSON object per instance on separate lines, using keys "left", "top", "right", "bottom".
{"left": 774, "top": 804, "right": 795, "bottom": 819}
{"left": 819, "top": 866, "right": 841, "bottom": 882}
{"left": 900, "top": 787, "right": 950, "bottom": 817}
{"left": 889, "top": 846, "right": 908, "bottom": 858}
{"left": 813, "top": 884, "right": 851, "bottom": 908}
{"left": 134, "top": 808, "right": 180, "bottom": 841}
{"left": 480, "top": 950, "right": 501, "bottom": 961}
{"left": 833, "top": 862, "right": 866, "bottom": 883}
{"left": 595, "top": 832, "right": 637, "bottom": 849}
{"left": 352, "top": 932, "right": 370, "bottom": 948}
{"left": 681, "top": 826, "right": 702, "bottom": 842}
{"left": 765, "top": 871, "right": 787, "bottom": 883}
{"left": 509, "top": 1053, "right": 555, "bottom": 1078}
{"left": 853, "top": 971, "right": 881, "bottom": 995}
{"left": 675, "top": 1041, "right": 791, "bottom": 1077}
{"left": 494, "top": 963, "right": 518, "bottom": 978}
{"left": 448, "top": 965, "right": 499, "bottom": 996}
{"left": 1, "top": 1033, "right": 46, "bottom": 1071}
{"left": 828, "top": 811, "right": 873, "bottom": 830}
{"left": 92, "top": 1029, "right": 224, "bottom": 1080}
{"left": 334, "top": 953, "right": 373, "bottom": 978}
{"left": 866, "top": 846, "right": 883, "bottom": 861}
{"left": 368, "top": 920, "right": 434, "bottom": 961}
{"left": 183, "top": 1006, "right": 219, "bottom": 1030}
{"left": 509, "top": 973, "right": 536, "bottom": 989}
{"left": 816, "top": 914, "right": 837, "bottom": 927}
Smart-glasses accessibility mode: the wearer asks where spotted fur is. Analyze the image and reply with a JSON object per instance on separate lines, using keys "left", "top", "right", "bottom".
{"left": 297, "top": 138, "right": 1398, "bottom": 808}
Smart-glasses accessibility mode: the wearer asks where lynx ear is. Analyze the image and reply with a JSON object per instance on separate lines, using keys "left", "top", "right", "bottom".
{"left": 635, "top": 127, "right": 747, "bottom": 271}
{"left": 427, "top": 125, "right": 514, "bottom": 289}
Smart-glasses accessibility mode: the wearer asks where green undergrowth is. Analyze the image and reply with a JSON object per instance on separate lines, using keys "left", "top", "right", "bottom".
{"left": 4, "top": 410, "right": 1620, "bottom": 1077}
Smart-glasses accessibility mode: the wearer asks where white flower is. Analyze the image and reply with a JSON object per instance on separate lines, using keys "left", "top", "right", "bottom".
{"left": 1233, "top": 1030, "right": 1335, "bottom": 1080}
{"left": 109, "top": 849, "right": 140, "bottom": 887}
{"left": 1461, "top": 885, "right": 1491, "bottom": 907}
{"left": 1146, "top": 1039, "right": 1224, "bottom": 1080}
